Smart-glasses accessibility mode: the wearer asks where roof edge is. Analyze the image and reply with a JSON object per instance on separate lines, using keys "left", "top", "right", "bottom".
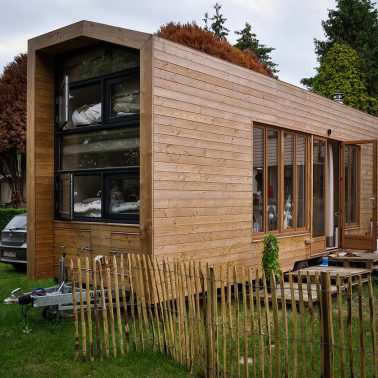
{"left": 28, "top": 20, "right": 151, "bottom": 52}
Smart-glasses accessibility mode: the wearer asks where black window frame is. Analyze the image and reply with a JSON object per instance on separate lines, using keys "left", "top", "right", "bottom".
{"left": 54, "top": 59, "right": 141, "bottom": 225}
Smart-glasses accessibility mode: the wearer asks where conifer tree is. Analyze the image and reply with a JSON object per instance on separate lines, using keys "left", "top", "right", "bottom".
{"left": 302, "top": 0, "right": 378, "bottom": 97}
{"left": 234, "top": 22, "right": 278, "bottom": 74}
{"left": 204, "top": 3, "right": 229, "bottom": 40}
{"left": 312, "top": 43, "right": 378, "bottom": 115}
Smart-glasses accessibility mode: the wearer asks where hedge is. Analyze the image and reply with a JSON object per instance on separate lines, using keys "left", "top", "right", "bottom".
{"left": 0, "top": 208, "right": 27, "bottom": 231}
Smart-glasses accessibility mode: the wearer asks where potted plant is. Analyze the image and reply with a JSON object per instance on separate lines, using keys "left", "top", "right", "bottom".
{"left": 262, "top": 233, "right": 282, "bottom": 290}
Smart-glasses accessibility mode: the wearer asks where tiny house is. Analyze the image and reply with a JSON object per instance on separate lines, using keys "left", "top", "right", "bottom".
{"left": 27, "top": 21, "right": 378, "bottom": 279}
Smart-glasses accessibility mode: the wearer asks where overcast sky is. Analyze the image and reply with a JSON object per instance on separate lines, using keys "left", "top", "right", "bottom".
{"left": 0, "top": 0, "right": 340, "bottom": 87}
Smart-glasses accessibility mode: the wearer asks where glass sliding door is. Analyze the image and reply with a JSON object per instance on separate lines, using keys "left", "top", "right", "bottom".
{"left": 313, "top": 139, "right": 326, "bottom": 238}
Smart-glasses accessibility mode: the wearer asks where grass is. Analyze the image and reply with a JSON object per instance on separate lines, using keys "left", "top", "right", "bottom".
{"left": 0, "top": 263, "right": 192, "bottom": 378}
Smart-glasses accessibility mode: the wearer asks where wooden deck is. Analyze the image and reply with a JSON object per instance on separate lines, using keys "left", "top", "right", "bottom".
{"left": 257, "top": 264, "right": 371, "bottom": 305}
{"left": 290, "top": 265, "right": 370, "bottom": 286}
{"left": 255, "top": 282, "right": 340, "bottom": 305}
{"left": 328, "top": 251, "right": 378, "bottom": 269}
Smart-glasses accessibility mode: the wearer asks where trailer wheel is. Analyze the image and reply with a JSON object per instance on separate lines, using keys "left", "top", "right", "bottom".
{"left": 42, "top": 306, "right": 59, "bottom": 320}
{"left": 294, "top": 260, "right": 309, "bottom": 271}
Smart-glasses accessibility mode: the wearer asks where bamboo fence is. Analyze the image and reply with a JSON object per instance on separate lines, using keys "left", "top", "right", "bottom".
{"left": 70, "top": 254, "right": 378, "bottom": 378}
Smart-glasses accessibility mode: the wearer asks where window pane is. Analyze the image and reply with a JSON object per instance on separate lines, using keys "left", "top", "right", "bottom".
{"left": 73, "top": 175, "right": 102, "bottom": 218}
{"left": 345, "top": 145, "right": 358, "bottom": 225}
{"left": 60, "top": 178, "right": 70, "bottom": 215}
{"left": 350, "top": 147, "right": 357, "bottom": 223}
{"left": 296, "top": 135, "right": 306, "bottom": 228}
{"left": 313, "top": 140, "right": 326, "bottom": 237}
{"left": 62, "top": 44, "right": 140, "bottom": 82}
{"left": 61, "top": 127, "right": 140, "bottom": 170}
{"left": 267, "top": 130, "right": 279, "bottom": 231}
{"left": 64, "top": 83, "right": 102, "bottom": 130}
{"left": 283, "top": 133, "right": 294, "bottom": 229}
{"left": 109, "top": 76, "right": 140, "bottom": 118}
{"left": 253, "top": 127, "right": 264, "bottom": 232}
{"left": 107, "top": 176, "right": 140, "bottom": 216}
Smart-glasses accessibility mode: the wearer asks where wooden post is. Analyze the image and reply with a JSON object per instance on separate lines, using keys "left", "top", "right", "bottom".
{"left": 92, "top": 257, "right": 103, "bottom": 360}
{"left": 234, "top": 266, "right": 240, "bottom": 378}
{"left": 297, "top": 272, "right": 306, "bottom": 377}
{"left": 220, "top": 265, "right": 227, "bottom": 377}
{"left": 346, "top": 276, "right": 354, "bottom": 376}
{"left": 210, "top": 266, "right": 217, "bottom": 377}
{"left": 335, "top": 274, "right": 346, "bottom": 377}
{"left": 289, "top": 272, "right": 298, "bottom": 378}
{"left": 321, "top": 271, "right": 333, "bottom": 378}
{"left": 77, "top": 258, "right": 87, "bottom": 361}
{"left": 306, "top": 272, "right": 315, "bottom": 378}
{"left": 105, "top": 256, "right": 116, "bottom": 357}
{"left": 112, "top": 255, "right": 124, "bottom": 356}
{"left": 280, "top": 276, "right": 289, "bottom": 378}
{"left": 71, "top": 259, "right": 79, "bottom": 362}
{"left": 248, "top": 268, "right": 257, "bottom": 378}
{"left": 368, "top": 276, "right": 377, "bottom": 378}
{"left": 357, "top": 275, "right": 365, "bottom": 378}
{"left": 85, "top": 257, "right": 94, "bottom": 361}
{"left": 120, "top": 254, "right": 130, "bottom": 353}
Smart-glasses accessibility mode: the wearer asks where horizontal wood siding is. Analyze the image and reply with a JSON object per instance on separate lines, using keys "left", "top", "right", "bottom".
{"left": 152, "top": 37, "right": 378, "bottom": 271}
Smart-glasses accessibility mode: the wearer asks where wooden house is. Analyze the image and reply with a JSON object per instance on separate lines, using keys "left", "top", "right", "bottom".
{"left": 27, "top": 20, "right": 378, "bottom": 279}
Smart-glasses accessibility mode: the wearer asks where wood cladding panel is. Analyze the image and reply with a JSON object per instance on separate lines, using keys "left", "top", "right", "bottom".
{"left": 27, "top": 51, "right": 55, "bottom": 279}
{"left": 152, "top": 36, "right": 378, "bottom": 272}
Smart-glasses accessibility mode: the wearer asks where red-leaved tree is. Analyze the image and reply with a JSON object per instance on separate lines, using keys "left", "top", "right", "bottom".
{"left": 156, "top": 22, "right": 275, "bottom": 78}
{"left": 0, "top": 53, "right": 27, "bottom": 207}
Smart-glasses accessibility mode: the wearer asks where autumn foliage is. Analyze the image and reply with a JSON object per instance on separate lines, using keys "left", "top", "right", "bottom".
{"left": 156, "top": 22, "right": 274, "bottom": 78}
{"left": 0, "top": 53, "right": 27, "bottom": 206}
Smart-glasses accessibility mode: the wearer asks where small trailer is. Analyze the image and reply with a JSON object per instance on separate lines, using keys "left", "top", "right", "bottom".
{"left": 3, "top": 255, "right": 117, "bottom": 318}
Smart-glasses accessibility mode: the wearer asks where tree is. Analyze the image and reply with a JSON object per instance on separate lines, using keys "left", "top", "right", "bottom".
{"left": 302, "top": 0, "right": 378, "bottom": 97}
{"left": 234, "top": 22, "right": 278, "bottom": 74}
{"left": 311, "top": 43, "right": 378, "bottom": 115}
{"left": 156, "top": 22, "right": 274, "bottom": 78}
{"left": 0, "top": 54, "right": 27, "bottom": 207}
{"left": 203, "top": 12, "right": 210, "bottom": 32}
{"left": 204, "top": 3, "right": 229, "bottom": 40}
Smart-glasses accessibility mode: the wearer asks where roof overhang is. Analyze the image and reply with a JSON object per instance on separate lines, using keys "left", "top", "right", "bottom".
{"left": 28, "top": 20, "right": 152, "bottom": 54}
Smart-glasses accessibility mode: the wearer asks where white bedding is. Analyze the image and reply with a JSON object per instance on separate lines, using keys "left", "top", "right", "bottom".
{"left": 74, "top": 198, "right": 139, "bottom": 217}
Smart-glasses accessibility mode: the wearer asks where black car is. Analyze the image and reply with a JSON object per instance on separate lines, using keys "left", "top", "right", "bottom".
{"left": 0, "top": 213, "right": 27, "bottom": 267}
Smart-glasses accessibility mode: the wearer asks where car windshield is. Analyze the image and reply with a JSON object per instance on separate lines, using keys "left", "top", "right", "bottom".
{"left": 5, "top": 214, "right": 27, "bottom": 230}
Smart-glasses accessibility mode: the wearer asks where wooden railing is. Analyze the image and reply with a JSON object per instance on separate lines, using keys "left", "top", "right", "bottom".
{"left": 70, "top": 254, "right": 378, "bottom": 378}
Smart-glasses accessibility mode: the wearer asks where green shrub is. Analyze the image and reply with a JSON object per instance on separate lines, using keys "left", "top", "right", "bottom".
{"left": 0, "top": 208, "right": 27, "bottom": 231}
{"left": 262, "top": 233, "right": 281, "bottom": 284}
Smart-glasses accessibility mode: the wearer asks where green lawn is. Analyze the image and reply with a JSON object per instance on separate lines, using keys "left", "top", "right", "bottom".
{"left": 0, "top": 263, "right": 192, "bottom": 378}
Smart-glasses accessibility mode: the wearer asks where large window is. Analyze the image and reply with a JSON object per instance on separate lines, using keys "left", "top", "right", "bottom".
{"left": 253, "top": 125, "right": 308, "bottom": 234}
{"left": 55, "top": 43, "right": 140, "bottom": 224}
